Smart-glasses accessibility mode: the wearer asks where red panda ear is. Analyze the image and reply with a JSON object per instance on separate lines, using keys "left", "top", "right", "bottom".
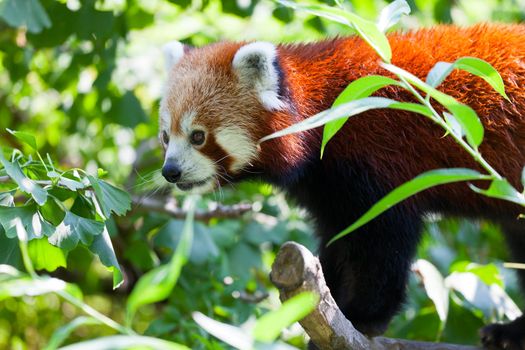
{"left": 162, "top": 41, "right": 191, "bottom": 72}
{"left": 232, "top": 42, "right": 285, "bottom": 111}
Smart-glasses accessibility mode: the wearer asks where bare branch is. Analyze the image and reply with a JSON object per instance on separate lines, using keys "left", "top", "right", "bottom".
{"left": 270, "top": 242, "right": 482, "bottom": 350}
{"left": 132, "top": 196, "right": 252, "bottom": 222}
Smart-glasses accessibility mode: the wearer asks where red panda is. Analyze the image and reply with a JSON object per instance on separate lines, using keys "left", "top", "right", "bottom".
{"left": 159, "top": 24, "right": 525, "bottom": 349}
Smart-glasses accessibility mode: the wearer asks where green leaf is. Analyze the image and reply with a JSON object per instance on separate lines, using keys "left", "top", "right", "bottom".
{"left": 44, "top": 316, "right": 101, "bottom": 350}
{"left": 88, "top": 176, "right": 131, "bottom": 218}
{"left": 450, "top": 262, "right": 504, "bottom": 288}
{"left": 253, "top": 291, "right": 319, "bottom": 342}
{"left": 0, "top": 152, "right": 48, "bottom": 205}
{"left": 381, "top": 62, "right": 484, "bottom": 148}
{"left": 48, "top": 211, "right": 105, "bottom": 251}
{"left": 455, "top": 57, "right": 509, "bottom": 100}
{"left": 0, "top": 232, "right": 22, "bottom": 268}
{"left": 57, "top": 335, "right": 190, "bottom": 350}
{"left": 321, "top": 76, "right": 400, "bottom": 157}
{"left": 109, "top": 91, "right": 148, "bottom": 128}
{"left": 277, "top": 0, "right": 392, "bottom": 62}
{"left": 261, "top": 97, "right": 396, "bottom": 142}
{"left": 126, "top": 196, "right": 196, "bottom": 324}
{"left": 389, "top": 102, "right": 433, "bottom": 117}
{"left": 426, "top": 57, "right": 509, "bottom": 100}
{"left": 0, "top": 191, "right": 14, "bottom": 206}
{"left": 28, "top": 238, "right": 67, "bottom": 272}
{"left": 413, "top": 259, "right": 449, "bottom": 322}
{"left": 469, "top": 179, "right": 525, "bottom": 206}
{"left": 0, "top": 205, "right": 54, "bottom": 239}
{"left": 89, "top": 228, "right": 123, "bottom": 289}
{"left": 0, "top": 275, "right": 67, "bottom": 301}
{"left": 192, "top": 312, "right": 253, "bottom": 350}
{"left": 522, "top": 166, "right": 525, "bottom": 190}
{"left": 0, "top": 0, "right": 51, "bottom": 33}
{"left": 328, "top": 169, "right": 492, "bottom": 244}
{"left": 426, "top": 61, "right": 454, "bottom": 88}
{"left": 377, "top": 0, "right": 410, "bottom": 32}
{"left": 447, "top": 104, "right": 484, "bottom": 148}
{"left": 7, "top": 129, "right": 38, "bottom": 150}
{"left": 59, "top": 176, "right": 86, "bottom": 191}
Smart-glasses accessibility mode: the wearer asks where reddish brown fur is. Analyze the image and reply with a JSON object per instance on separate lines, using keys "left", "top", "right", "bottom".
{"left": 247, "top": 24, "right": 525, "bottom": 217}
{"left": 165, "top": 24, "right": 525, "bottom": 344}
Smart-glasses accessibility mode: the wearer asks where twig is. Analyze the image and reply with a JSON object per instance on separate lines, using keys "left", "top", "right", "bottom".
{"left": 270, "top": 242, "right": 482, "bottom": 350}
{"left": 132, "top": 196, "right": 252, "bottom": 222}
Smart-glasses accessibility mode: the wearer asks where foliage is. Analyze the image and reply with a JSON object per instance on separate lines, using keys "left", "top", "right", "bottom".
{"left": 262, "top": 0, "right": 525, "bottom": 243}
{"left": 0, "top": 0, "right": 524, "bottom": 349}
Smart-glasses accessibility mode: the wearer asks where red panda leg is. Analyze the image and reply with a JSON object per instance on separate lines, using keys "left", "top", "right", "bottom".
{"left": 316, "top": 205, "right": 423, "bottom": 337}
{"left": 481, "top": 221, "right": 525, "bottom": 350}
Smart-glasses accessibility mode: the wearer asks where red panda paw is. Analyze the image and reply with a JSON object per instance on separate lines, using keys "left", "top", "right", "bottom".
{"left": 480, "top": 316, "right": 525, "bottom": 350}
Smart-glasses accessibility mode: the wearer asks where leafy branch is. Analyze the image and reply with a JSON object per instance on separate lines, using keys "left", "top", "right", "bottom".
{"left": 263, "top": 0, "right": 525, "bottom": 243}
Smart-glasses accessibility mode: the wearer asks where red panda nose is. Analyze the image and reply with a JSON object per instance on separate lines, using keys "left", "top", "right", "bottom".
{"left": 162, "top": 162, "right": 182, "bottom": 183}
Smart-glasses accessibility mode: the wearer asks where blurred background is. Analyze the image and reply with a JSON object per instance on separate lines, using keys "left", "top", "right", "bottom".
{"left": 1, "top": 0, "right": 524, "bottom": 349}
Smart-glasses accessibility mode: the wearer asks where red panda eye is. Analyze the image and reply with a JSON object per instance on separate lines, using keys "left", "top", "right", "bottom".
{"left": 190, "top": 130, "right": 205, "bottom": 146}
{"left": 161, "top": 131, "right": 169, "bottom": 145}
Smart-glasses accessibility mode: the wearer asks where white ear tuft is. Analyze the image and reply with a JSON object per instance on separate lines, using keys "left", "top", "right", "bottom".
{"left": 162, "top": 41, "right": 185, "bottom": 71}
{"left": 232, "top": 42, "right": 285, "bottom": 111}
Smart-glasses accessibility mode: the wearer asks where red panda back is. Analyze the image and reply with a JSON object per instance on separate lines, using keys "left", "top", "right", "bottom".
{"left": 268, "top": 24, "right": 525, "bottom": 211}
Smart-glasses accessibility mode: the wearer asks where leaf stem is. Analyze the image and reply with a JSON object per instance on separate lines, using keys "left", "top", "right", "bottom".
{"left": 56, "top": 290, "right": 135, "bottom": 335}
{"left": 397, "top": 77, "right": 503, "bottom": 180}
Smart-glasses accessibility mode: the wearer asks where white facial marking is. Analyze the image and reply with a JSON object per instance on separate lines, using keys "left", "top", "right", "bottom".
{"left": 181, "top": 110, "right": 197, "bottom": 134}
{"left": 159, "top": 100, "right": 171, "bottom": 132}
{"left": 164, "top": 134, "right": 216, "bottom": 193}
{"left": 232, "top": 42, "right": 286, "bottom": 111}
{"left": 162, "top": 41, "right": 185, "bottom": 72}
{"left": 216, "top": 126, "right": 256, "bottom": 172}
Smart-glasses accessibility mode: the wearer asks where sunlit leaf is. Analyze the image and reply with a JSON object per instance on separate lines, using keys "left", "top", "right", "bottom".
{"left": 454, "top": 57, "right": 508, "bottom": 100}
{"left": 450, "top": 262, "right": 504, "bottom": 288}
{"left": 7, "top": 129, "right": 38, "bottom": 150}
{"left": 0, "top": 191, "right": 15, "bottom": 206}
{"left": 427, "top": 57, "right": 508, "bottom": 100}
{"left": 445, "top": 272, "right": 521, "bottom": 320}
{"left": 0, "top": 152, "right": 48, "bottom": 205}
{"left": 377, "top": 0, "right": 410, "bottom": 32}
{"left": 89, "top": 227, "right": 123, "bottom": 289}
{"left": 253, "top": 291, "right": 319, "bottom": 342}
{"left": 277, "top": 0, "right": 392, "bottom": 62}
{"left": 126, "top": 196, "right": 196, "bottom": 323}
{"left": 321, "top": 76, "right": 400, "bottom": 157}
{"left": 0, "top": 275, "right": 67, "bottom": 301}
{"left": 48, "top": 211, "right": 104, "bottom": 251}
{"left": 426, "top": 61, "right": 454, "bottom": 88}
{"left": 413, "top": 259, "right": 449, "bottom": 322}
{"left": 57, "top": 335, "right": 190, "bottom": 350}
{"left": 88, "top": 176, "right": 131, "bottom": 218}
{"left": 28, "top": 238, "right": 67, "bottom": 272}
{"left": 382, "top": 62, "right": 484, "bottom": 148}
{"left": 0, "top": 205, "right": 54, "bottom": 239}
{"left": 261, "top": 97, "right": 396, "bottom": 142}
{"left": 192, "top": 312, "right": 253, "bottom": 350}
{"left": 470, "top": 179, "right": 525, "bottom": 205}
{"left": 44, "top": 316, "right": 101, "bottom": 350}
{"left": 0, "top": 0, "right": 51, "bottom": 33}
{"left": 329, "top": 169, "right": 492, "bottom": 244}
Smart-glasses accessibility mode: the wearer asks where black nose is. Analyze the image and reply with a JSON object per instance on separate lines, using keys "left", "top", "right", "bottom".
{"left": 162, "top": 162, "right": 182, "bottom": 183}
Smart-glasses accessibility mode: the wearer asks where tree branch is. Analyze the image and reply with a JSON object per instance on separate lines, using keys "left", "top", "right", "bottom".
{"left": 270, "top": 242, "right": 482, "bottom": 350}
{"left": 132, "top": 196, "right": 252, "bottom": 222}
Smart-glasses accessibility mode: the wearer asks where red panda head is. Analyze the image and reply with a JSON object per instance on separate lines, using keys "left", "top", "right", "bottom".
{"left": 159, "top": 40, "right": 291, "bottom": 192}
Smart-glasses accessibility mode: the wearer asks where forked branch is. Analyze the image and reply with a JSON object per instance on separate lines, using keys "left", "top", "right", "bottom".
{"left": 270, "top": 242, "right": 482, "bottom": 350}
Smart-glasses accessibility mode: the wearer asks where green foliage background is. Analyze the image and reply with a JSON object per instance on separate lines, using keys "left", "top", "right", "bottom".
{"left": 0, "top": 0, "right": 524, "bottom": 349}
